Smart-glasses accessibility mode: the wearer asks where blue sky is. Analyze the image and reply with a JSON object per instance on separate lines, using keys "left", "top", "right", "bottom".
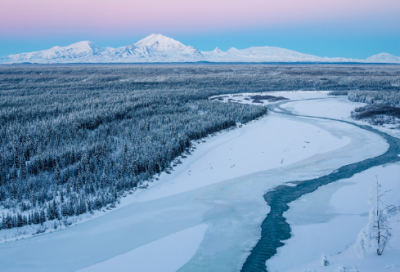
{"left": 1, "top": 27, "right": 399, "bottom": 59}
{"left": 2, "top": 33, "right": 399, "bottom": 60}
{"left": 1, "top": 0, "right": 399, "bottom": 59}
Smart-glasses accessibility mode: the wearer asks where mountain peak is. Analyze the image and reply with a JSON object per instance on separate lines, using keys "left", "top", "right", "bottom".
{"left": 134, "top": 34, "right": 186, "bottom": 51}
{"left": 226, "top": 47, "right": 239, "bottom": 53}
{"left": 48, "top": 41, "right": 101, "bottom": 54}
{"left": 69, "top": 40, "right": 96, "bottom": 48}
{"left": 366, "top": 53, "right": 400, "bottom": 63}
{"left": 212, "top": 47, "right": 223, "bottom": 53}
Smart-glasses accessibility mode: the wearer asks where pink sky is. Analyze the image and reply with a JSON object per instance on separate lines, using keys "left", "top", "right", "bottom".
{"left": 1, "top": 0, "right": 399, "bottom": 36}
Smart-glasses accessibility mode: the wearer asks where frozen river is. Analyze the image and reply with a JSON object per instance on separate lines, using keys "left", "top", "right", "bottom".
{"left": 243, "top": 99, "right": 400, "bottom": 271}
{"left": 0, "top": 93, "right": 392, "bottom": 272}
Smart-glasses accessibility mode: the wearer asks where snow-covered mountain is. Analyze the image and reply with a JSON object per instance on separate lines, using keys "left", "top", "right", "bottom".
{"left": 366, "top": 53, "right": 400, "bottom": 63}
{"left": 0, "top": 34, "right": 205, "bottom": 63}
{"left": 111, "top": 34, "right": 205, "bottom": 62}
{"left": 1, "top": 41, "right": 108, "bottom": 63}
{"left": 223, "top": 46, "right": 355, "bottom": 62}
{"left": 1, "top": 34, "right": 399, "bottom": 64}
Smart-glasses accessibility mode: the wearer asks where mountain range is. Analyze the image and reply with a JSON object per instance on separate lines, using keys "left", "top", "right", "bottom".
{"left": 1, "top": 34, "right": 399, "bottom": 64}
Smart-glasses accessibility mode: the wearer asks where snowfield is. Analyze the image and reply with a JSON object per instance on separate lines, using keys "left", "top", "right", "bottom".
{"left": 280, "top": 96, "right": 366, "bottom": 120}
{"left": 0, "top": 92, "right": 396, "bottom": 272}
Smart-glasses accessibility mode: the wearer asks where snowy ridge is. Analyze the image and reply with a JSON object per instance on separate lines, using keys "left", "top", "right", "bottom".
{"left": 2, "top": 41, "right": 107, "bottom": 63}
{"left": 366, "top": 53, "right": 400, "bottom": 63}
{"left": 1, "top": 34, "right": 399, "bottom": 64}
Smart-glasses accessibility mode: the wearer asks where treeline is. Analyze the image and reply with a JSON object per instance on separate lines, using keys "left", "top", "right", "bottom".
{"left": 1, "top": 65, "right": 400, "bottom": 95}
{"left": 0, "top": 65, "right": 271, "bottom": 230}
{"left": 348, "top": 90, "right": 400, "bottom": 107}
{"left": 328, "top": 91, "right": 349, "bottom": 96}
{"left": 1, "top": 64, "right": 399, "bottom": 230}
{"left": 348, "top": 90, "right": 400, "bottom": 125}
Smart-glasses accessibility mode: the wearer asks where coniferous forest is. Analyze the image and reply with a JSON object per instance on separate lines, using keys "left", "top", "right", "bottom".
{"left": 0, "top": 64, "right": 399, "bottom": 231}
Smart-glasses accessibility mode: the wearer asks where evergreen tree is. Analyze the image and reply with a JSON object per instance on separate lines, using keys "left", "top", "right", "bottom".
{"left": 355, "top": 177, "right": 392, "bottom": 257}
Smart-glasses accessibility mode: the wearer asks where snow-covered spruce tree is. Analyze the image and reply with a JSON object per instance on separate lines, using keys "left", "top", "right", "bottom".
{"left": 320, "top": 254, "right": 329, "bottom": 267}
{"left": 354, "top": 177, "right": 392, "bottom": 257}
{"left": 0, "top": 65, "right": 270, "bottom": 231}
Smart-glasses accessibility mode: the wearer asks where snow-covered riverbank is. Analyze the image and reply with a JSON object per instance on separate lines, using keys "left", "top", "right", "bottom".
{"left": 0, "top": 92, "right": 391, "bottom": 272}
{"left": 268, "top": 96, "right": 400, "bottom": 272}
{"left": 269, "top": 163, "right": 400, "bottom": 272}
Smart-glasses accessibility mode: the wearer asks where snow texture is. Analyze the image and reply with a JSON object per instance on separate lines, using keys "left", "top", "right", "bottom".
{"left": 78, "top": 224, "right": 208, "bottom": 272}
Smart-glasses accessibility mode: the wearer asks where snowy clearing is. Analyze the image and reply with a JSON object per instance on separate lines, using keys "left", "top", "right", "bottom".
{"left": 281, "top": 94, "right": 400, "bottom": 139}
{"left": 210, "top": 91, "right": 330, "bottom": 106}
{"left": 281, "top": 96, "right": 366, "bottom": 120}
